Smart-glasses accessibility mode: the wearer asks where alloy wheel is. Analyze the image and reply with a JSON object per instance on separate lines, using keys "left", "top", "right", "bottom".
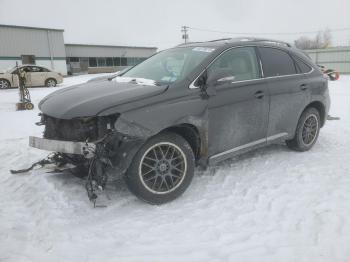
{"left": 139, "top": 142, "right": 187, "bottom": 194}
{"left": 47, "top": 79, "right": 56, "bottom": 87}
{"left": 302, "top": 114, "right": 319, "bottom": 145}
{"left": 0, "top": 80, "right": 9, "bottom": 89}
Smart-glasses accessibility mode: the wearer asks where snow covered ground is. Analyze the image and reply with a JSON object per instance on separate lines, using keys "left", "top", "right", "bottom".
{"left": 1, "top": 74, "right": 350, "bottom": 262}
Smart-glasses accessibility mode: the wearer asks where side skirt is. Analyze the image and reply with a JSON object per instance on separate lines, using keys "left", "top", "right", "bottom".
{"left": 208, "top": 132, "right": 288, "bottom": 165}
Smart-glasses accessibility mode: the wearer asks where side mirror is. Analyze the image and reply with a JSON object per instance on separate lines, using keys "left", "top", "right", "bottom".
{"left": 207, "top": 68, "right": 235, "bottom": 86}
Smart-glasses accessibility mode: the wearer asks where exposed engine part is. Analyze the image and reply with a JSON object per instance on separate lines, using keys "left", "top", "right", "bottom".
{"left": 85, "top": 133, "right": 116, "bottom": 206}
{"left": 41, "top": 114, "right": 119, "bottom": 142}
{"left": 10, "top": 153, "right": 67, "bottom": 174}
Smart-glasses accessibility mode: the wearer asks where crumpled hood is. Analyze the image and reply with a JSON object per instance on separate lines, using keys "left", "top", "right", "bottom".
{"left": 39, "top": 79, "right": 167, "bottom": 119}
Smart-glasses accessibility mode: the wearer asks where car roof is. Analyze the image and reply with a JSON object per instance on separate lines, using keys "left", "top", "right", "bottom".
{"left": 178, "top": 37, "right": 291, "bottom": 48}
{"left": 177, "top": 37, "right": 311, "bottom": 61}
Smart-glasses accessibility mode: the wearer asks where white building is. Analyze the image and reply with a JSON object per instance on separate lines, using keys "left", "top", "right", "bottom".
{"left": 0, "top": 24, "right": 67, "bottom": 74}
{"left": 0, "top": 24, "right": 157, "bottom": 75}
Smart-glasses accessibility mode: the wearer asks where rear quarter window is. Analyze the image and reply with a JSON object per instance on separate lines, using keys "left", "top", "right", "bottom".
{"left": 259, "top": 47, "right": 297, "bottom": 77}
{"left": 292, "top": 56, "right": 313, "bottom": 73}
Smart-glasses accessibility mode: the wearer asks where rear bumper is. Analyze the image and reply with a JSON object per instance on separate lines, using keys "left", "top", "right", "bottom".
{"left": 29, "top": 136, "right": 95, "bottom": 158}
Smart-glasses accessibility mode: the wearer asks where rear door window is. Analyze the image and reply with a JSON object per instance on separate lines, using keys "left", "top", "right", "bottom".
{"left": 259, "top": 47, "right": 297, "bottom": 77}
{"left": 30, "top": 66, "right": 41, "bottom": 72}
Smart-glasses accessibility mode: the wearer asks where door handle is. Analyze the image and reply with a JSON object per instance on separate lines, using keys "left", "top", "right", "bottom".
{"left": 300, "top": 83, "right": 308, "bottom": 90}
{"left": 254, "top": 90, "right": 264, "bottom": 99}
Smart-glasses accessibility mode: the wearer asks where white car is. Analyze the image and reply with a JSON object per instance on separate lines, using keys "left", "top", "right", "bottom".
{"left": 0, "top": 65, "right": 63, "bottom": 89}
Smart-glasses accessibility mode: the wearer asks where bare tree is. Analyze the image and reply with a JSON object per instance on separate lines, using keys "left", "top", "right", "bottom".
{"left": 294, "top": 29, "right": 332, "bottom": 49}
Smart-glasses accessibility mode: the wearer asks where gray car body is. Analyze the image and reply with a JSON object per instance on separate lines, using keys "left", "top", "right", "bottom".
{"left": 38, "top": 38, "right": 330, "bottom": 169}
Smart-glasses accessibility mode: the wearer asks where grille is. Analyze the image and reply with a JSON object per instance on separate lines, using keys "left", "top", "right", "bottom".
{"left": 43, "top": 115, "right": 100, "bottom": 142}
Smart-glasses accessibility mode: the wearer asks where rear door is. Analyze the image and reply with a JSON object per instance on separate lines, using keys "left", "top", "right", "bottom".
{"left": 258, "top": 47, "right": 310, "bottom": 139}
{"left": 29, "top": 66, "right": 47, "bottom": 86}
{"left": 207, "top": 46, "right": 270, "bottom": 162}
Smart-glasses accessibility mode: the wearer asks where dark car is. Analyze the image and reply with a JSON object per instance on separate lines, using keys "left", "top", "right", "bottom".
{"left": 30, "top": 38, "right": 330, "bottom": 204}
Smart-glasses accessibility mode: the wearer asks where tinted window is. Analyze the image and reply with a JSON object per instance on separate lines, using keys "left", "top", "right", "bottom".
{"left": 30, "top": 66, "right": 46, "bottom": 72}
{"left": 113, "top": 57, "right": 120, "bottom": 66}
{"left": 259, "top": 47, "right": 296, "bottom": 77}
{"left": 22, "top": 66, "right": 32, "bottom": 72}
{"left": 69, "top": 57, "right": 79, "bottom": 62}
{"left": 208, "top": 47, "right": 260, "bottom": 82}
{"left": 97, "top": 58, "right": 106, "bottom": 67}
{"left": 293, "top": 56, "right": 312, "bottom": 73}
{"left": 89, "top": 57, "right": 97, "bottom": 67}
{"left": 121, "top": 57, "right": 127, "bottom": 66}
{"left": 106, "top": 57, "right": 113, "bottom": 66}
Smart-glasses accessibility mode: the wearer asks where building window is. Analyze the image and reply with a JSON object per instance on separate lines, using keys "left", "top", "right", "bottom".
{"left": 135, "top": 57, "right": 146, "bottom": 65}
{"left": 97, "top": 58, "right": 106, "bottom": 67}
{"left": 106, "top": 57, "right": 113, "bottom": 66}
{"left": 113, "top": 57, "right": 120, "bottom": 66}
{"left": 69, "top": 57, "right": 79, "bottom": 62}
{"left": 21, "top": 55, "right": 35, "bottom": 65}
{"left": 121, "top": 57, "right": 127, "bottom": 66}
{"left": 89, "top": 57, "right": 97, "bottom": 67}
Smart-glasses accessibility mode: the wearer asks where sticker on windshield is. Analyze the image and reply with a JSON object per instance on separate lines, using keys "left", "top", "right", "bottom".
{"left": 192, "top": 47, "right": 215, "bottom": 53}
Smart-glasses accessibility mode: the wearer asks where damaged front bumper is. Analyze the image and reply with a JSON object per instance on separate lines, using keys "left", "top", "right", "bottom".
{"left": 29, "top": 136, "right": 96, "bottom": 158}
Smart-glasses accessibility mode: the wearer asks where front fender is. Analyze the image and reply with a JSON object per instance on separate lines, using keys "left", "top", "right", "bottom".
{"left": 109, "top": 95, "right": 209, "bottom": 170}
{"left": 114, "top": 95, "right": 208, "bottom": 141}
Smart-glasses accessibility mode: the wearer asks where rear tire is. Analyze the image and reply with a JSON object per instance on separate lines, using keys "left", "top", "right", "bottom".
{"left": 286, "top": 107, "right": 320, "bottom": 151}
{"left": 124, "top": 132, "right": 195, "bottom": 205}
{"left": 0, "top": 79, "right": 10, "bottom": 89}
{"left": 45, "top": 78, "right": 57, "bottom": 87}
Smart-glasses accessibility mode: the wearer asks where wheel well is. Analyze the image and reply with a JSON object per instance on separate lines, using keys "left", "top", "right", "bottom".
{"left": 0, "top": 78, "right": 10, "bottom": 85}
{"left": 46, "top": 78, "right": 57, "bottom": 83}
{"left": 165, "top": 124, "right": 201, "bottom": 161}
{"left": 305, "top": 101, "right": 326, "bottom": 126}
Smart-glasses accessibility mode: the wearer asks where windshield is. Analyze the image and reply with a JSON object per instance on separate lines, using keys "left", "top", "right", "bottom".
{"left": 121, "top": 47, "right": 215, "bottom": 85}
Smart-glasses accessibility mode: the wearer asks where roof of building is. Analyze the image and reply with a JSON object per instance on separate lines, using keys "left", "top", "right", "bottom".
{"left": 65, "top": 43, "right": 157, "bottom": 50}
{"left": 0, "top": 24, "right": 64, "bottom": 32}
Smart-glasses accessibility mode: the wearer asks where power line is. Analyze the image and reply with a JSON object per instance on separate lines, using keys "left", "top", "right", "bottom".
{"left": 187, "top": 26, "right": 350, "bottom": 36}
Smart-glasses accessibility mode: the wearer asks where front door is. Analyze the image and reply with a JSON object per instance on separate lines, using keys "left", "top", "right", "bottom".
{"left": 21, "top": 66, "right": 32, "bottom": 87}
{"left": 207, "top": 46, "right": 270, "bottom": 163}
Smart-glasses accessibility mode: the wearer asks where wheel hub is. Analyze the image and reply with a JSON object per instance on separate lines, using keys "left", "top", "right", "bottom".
{"left": 157, "top": 161, "right": 169, "bottom": 173}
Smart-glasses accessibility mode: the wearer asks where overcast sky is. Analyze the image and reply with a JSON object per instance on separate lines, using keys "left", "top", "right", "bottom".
{"left": 0, "top": 0, "right": 349, "bottom": 50}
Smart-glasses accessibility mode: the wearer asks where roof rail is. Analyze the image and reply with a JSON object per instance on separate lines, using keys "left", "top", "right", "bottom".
{"left": 176, "top": 37, "right": 292, "bottom": 48}
{"left": 207, "top": 38, "right": 232, "bottom": 42}
{"left": 249, "top": 38, "right": 292, "bottom": 47}
{"left": 176, "top": 41, "right": 203, "bottom": 46}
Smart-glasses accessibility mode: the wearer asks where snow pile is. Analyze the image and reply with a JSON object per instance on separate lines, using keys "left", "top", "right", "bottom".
{"left": 1, "top": 75, "right": 350, "bottom": 262}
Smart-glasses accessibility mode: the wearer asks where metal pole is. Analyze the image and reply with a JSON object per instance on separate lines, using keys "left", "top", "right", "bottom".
{"left": 182, "top": 26, "right": 189, "bottom": 43}
{"left": 47, "top": 30, "right": 54, "bottom": 70}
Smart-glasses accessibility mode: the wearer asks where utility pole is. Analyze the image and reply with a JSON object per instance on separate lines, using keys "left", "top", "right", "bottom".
{"left": 181, "top": 26, "right": 189, "bottom": 43}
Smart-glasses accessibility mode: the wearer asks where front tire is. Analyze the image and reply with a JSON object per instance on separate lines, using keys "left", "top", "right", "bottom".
{"left": 45, "top": 78, "right": 57, "bottom": 87}
{"left": 125, "top": 132, "right": 195, "bottom": 205}
{"left": 286, "top": 107, "right": 321, "bottom": 151}
{"left": 0, "top": 79, "right": 10, "bottom": 89}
